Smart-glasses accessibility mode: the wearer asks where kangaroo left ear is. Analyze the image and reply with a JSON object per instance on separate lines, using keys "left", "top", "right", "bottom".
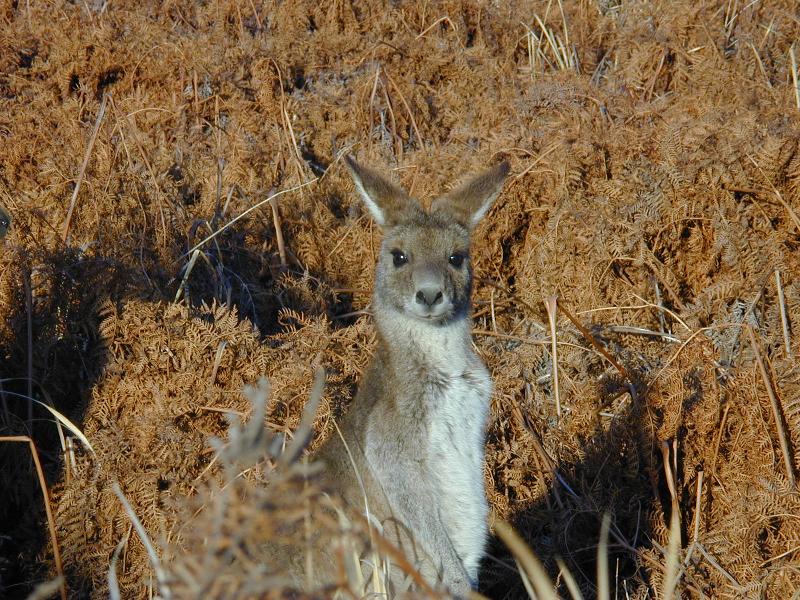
{"left": 344, "top": 155, "right": 422, "bottom": 227}
{"left": 430, "top": 161, "right": 510, "bottom": 229}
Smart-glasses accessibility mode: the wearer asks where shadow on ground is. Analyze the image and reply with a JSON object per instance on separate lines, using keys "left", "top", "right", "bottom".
{"left": 0, "top": 245, "right": 120, "bottom": 597}
{"left": 479, "top": 385, "right": 674, "bottom": 599}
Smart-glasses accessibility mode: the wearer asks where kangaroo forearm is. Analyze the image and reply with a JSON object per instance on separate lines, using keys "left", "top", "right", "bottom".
{"left": 377, "top": 475, "right": 469, "bottom": 578}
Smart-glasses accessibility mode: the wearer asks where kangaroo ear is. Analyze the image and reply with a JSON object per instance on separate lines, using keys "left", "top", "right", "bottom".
{"left": 344, "top": 155, "right": 420, "bottom": 227}
{"left": 431, "top": 161, "right": 510, "bottom": 229}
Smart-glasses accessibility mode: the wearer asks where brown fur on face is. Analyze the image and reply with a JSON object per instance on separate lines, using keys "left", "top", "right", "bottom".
{"left": 346, "top": 157, "right": 509, "bottom": 326}
{"left": 375, "top": 213, "right": 473, "bottom": 325}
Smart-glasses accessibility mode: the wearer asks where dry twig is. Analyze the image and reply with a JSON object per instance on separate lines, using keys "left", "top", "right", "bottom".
{"left": 774, "top": 270, "right": 792, "bottom": 358}
{"left": 557, "top": 298, "right": 632, "bottom": 383}
{"left": 0, "top": 436, "right": 67, "bottom": 600}
{"left": 62, "top": 94, "right": 107, "bottom": 243}
{"left": 543, "top": 295, "right": 561, "bottom": 417}
{"left": 746, "top": 326, "right": 796, "bottom": 486}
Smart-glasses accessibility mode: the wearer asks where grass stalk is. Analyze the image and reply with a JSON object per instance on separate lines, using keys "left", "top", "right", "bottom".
{"left": 24, "top": 578, "right": 65, "bottom": 600}
{"left": 746, "top": 326, "right": 796, "bottom": 486}
{"left": 384, "top": 70, "right": 423, "bottom": 149}
{"left": 543, "top": 295, "right": 561, "bottom": 417}
{"left": 555, "top": 558, "right": 584, "bottom": 599}
{"left": 790, "top": 44, "right": 800, "bottom": 110}
{"left": 108, "top": 531, "right": 130, "bottom": 600}
{"left": 775, "top": 270, "right": 792, "bottom": 358}
{"left": 22, "top": 258, "right": 33, "bottom": 421}
{"left": 113, "top": 482, "right": 172, "bottom": 599}
{"left": 269, "top": 188, "right": 288, "bottom": 268}
{"left": 557, "top": 298, "right": 632, "bottom": 383}
{"left": 368, "top": 65, "right": 381, "bottom": 153}
{"left": 662, "top": 502, "right": 681, "bottom": 600}
{"left": 178, "top": 178, "right": 317, "bottom": 261}
{"left": 679, "top": 471, "right": 703, "bottom": 576}
{"left": 415, "top": 15, "right": 457, "bottom": 40}
{"left": 62, "top": 93, "right": 108, "bottom": 243}
{"left": 748, "top": 42, "right": 771, "bottom": 87}
{"left": 495, "top": 520, "right": 559, "bottom": 600}
{"left": 598, "top": 513, "right": 611, "bottom": 600}
{"left": 746, "top": 154, "right": 800, "bottom": 233}
{"left": 174, "top": 248, "right": 201, "bottom": 303}
{"left": 696, "top": 543, "right": 742, "bottom": 591}
{"left": 0, "top": 436, "right": 67, "bottom": 600}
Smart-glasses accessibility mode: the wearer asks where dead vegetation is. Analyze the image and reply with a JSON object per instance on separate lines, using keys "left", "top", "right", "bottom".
{"left": 1, "top": 0, "right": 800, "bottom": 598}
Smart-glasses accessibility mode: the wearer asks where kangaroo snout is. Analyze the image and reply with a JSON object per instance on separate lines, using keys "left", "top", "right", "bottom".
{"left": 412, "top": 266, "right": 447, "bottom": 313}
{"left": 415, "top": 287, "right": 443, "bottom": 306}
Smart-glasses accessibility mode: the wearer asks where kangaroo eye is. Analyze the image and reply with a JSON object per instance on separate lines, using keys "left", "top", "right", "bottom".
{"left": 391, "top": 250, "right": 408, "bottom": 267}
{"left": 449, "top": 253, "right": 465, "bottom": 268}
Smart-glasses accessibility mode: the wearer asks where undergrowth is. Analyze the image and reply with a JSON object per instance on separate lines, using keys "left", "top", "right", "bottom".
{"left": 1, "top": 0, "right": 799, "bottom": 598}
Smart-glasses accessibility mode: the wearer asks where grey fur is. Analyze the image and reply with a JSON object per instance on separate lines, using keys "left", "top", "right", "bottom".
{"left": 279, "top": 157, "right": 509, "bottom": 596}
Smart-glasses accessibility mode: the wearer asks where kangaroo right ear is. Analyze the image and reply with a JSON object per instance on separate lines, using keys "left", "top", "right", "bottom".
{"left": 430, "top": 161, "right": 510, "bottom": 229}
{"left": 344, "top": 155, "right": 420, "bottom": 227}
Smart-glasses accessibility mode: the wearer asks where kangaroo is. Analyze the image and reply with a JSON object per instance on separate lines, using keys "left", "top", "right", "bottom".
{"left": 308, "top": 156, "right": 509, "bottom": 596}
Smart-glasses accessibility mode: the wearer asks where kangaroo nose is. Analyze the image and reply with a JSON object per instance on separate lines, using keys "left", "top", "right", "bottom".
{"left": 415, "top": 287, "right": 443, "bottom": 306}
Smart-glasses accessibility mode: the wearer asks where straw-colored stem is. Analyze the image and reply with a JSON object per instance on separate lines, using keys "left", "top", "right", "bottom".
{"left": 598, "top": 513, "right": 611, "bottom": 600}
{"left": 746, "top": 327, "right": 796, "bottom": 486}
{"left": 687, "top": 471, "right": 703, "bottom": 563}
{"left": 415, "top": 15, "right": 457, "bottom": 40}
{"left": 749, "top": 42, "right": 771, "bottom": 87}
{"left": 557, "top": 298, "right": 632, "bottom": 383}
{"left": 790, "top": 44, "right": 800, "bottom": 110}
{"left": 543, "top": 295, "right": 561, "bottom": 417}
{"left": 269, "top": 59, "right": 305, "bottom": 179}
{"left": 124, "top": 111, "right": 168, "bottom": 245}
{"left": 62, "top": 93, "right": 107, "bottom": 242}
{"left": 662, "top": 499, "right": 682, "bottom": 600}
{"left": 0, "top": 436, "right": 67, "bottom": 600}
{"left": 367, "top": 65, "right": 381, "bottom": 153}
{"left": 696, "top": 543, "right": 743, "bottom": 591}
{"left": 495, "top": 520, "right": 559, "bottom": 600}
{"left": 555, "top": 557, "right": 584, "bottom": 599}
{"left": 661, "top": 440, "right": 678, "bottom": 503}
{"left": 344, "top": 508, "right": 445, "bottom": 598}
{"left": 775, "top": 270, "right": 792, "bottom": 358}
{"left": 269, "top": 191, "right": 288, "bottom": 268}
{"left": 22, "top": 258, "right": 33, "bottom": 421}
{"left": 384, "top": 70, "right": 423, "bottom": 149}
{"left": 113, "top": 482, "right": 173, "bottom": 599}
{"left": 746, "top": 154, "right": 800, "bottom": 233}
{"left": 246, "top": 0, "right": 262, "bottom": 30}
{"left": 178, "top": 179, "right": 317, "bottom": 261}
{"left": 174, "top": 248, "right": 200, "bottom": 303}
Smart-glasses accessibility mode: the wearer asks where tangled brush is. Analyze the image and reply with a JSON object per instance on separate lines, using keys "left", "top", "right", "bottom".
{"left": 1, "top": 0, "right": 800, "bottom": 598}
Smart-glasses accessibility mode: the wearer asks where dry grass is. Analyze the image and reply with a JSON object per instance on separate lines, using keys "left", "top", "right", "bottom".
{"left": 1, "top": 0, "right": 800, "bottom": 598}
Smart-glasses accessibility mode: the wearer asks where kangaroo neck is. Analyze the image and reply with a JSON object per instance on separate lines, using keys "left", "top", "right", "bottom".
{"left": 373, "top": 303, "right": 474, "bottom": 377}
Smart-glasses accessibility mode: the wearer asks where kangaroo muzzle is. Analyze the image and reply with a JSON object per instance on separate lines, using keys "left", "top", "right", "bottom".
{"left": 411, "top": 265, "right": 449, "bottom": 317}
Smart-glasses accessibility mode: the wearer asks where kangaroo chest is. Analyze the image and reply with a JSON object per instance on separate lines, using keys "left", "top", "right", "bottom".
{"left": 427, "top": 365, "right": 491, "bottom": 575}
{"left": 370, "top": 319, "right": 493, "bottom": 579}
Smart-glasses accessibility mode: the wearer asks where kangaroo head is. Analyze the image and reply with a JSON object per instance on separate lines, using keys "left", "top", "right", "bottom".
{"left": 345, "top": 156, "right": 509, "bottom": 326}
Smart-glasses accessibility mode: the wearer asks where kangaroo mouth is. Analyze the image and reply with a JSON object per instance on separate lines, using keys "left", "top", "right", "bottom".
{"left": 376, "top": 296, "right": 461, "bottom": 326}
{"left": 406, "top": 303, "right": 455, "bottom": 323}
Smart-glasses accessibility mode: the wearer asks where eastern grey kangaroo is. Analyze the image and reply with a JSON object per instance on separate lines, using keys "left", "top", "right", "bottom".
{"left": 311, "top": 156, "right": 509, "bottom": 596}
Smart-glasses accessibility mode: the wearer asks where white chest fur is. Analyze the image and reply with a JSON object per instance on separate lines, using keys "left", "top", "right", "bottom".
{"left": 376, "top": 315, "right": 493, "bottom": 581}
{"left": 428, "top": 363, "right": 491, "bottom": 580}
